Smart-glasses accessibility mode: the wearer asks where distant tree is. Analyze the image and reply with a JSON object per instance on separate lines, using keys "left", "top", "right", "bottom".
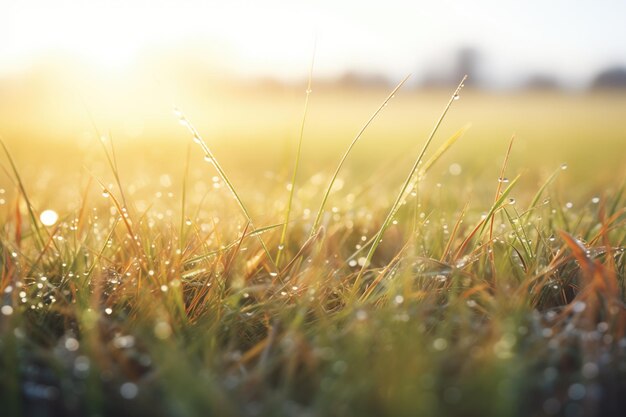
{"left": 453, "top": 47, "right": 480, "bottom": 86}
{"left": 524, "top": 74, "right": 561, "bottom": 91}
{"left": 421, "top": 47, "right": 481, "bottom": 88}
{"left": 335, "top": 71, "right": 390, "bottom": 89}
{"left": 591, "top": 67, "right": 626, "bottom": 89}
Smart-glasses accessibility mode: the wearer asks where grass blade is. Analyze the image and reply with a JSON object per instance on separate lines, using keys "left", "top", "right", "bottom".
{"left": 276, "top": 40, "right": 316, "bottom": 267}
{"left": 175, "top": 110, "right": 278, "bottom": 273}
{"left": 310, "top": 74, "right": 411, "bottom": 235}
{"left": 354, "top": 76, "right": 468, "bottom": 294}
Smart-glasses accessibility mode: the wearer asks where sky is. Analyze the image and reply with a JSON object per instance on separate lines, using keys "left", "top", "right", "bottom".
{"left": 2, "top": 0, "right": 626, "bottom": 87}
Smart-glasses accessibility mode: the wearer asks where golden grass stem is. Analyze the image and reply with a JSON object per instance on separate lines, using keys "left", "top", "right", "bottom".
{"left": 276, "top": 40, "right": 316, "bottom": 267}
{"left": 310, "top": 74, "right": 411, "bottom": 236}
{"left": 176, "top": 112, "right": 278, "bottom": 273}
{"left": 353, "top": 76, "right": 467, "bottom": 295}
{"left": 0, "top": 138, "right": 46, "bottom": 250}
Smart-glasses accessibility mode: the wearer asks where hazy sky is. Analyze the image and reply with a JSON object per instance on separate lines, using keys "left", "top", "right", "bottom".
{"left": 2, "top": 0, "right": 626, "bottom": 86}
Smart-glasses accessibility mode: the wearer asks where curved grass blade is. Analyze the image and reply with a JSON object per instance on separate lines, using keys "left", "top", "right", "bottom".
{"left": 353, "top": 76, "right": 468, "bottom": 294}
{"left": 310, "top": 74, "right": 411, "bottom": 235}
{"left": 176, "top": 110, "right": 278, "bottom": 273}
{"left": 276, "top": 39, "right": 316, "bottom": 267}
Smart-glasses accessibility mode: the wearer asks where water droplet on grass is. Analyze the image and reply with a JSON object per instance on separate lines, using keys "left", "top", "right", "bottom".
{"left": 433, "top": 338, "right": 448, "bottom": 350}
{"left": 120, "top": 382, "right": 138, "bottom": 399}
{"left": 568, "top": 383, "right": 586, "bottom": 400}
{"left": 572, "top": 301, "right": 586, "bottom": 313}
{"left": 40, "top": 210, "right": 59, "bottom": 226}
{"left": 560, "top": 163, "right": 568, "bottom": 170}
{"left": 154, "top": 321, "right": 172, "bottom": 339}
{"left": 356, "top": 310, "right": 368, "bottom": 321}
{"left": 453, "top": 94, "right": 460, "bottom": 100}
{"left": 449, "top": 163, "right": 462, "bottom": 176}
{"left": 65, "top": 337, "right": 79, "bottom": 351}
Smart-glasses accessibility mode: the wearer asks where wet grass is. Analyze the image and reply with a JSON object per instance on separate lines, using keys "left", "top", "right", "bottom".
{"left": 0, "top": 85, "right": 625, "bottom": 417}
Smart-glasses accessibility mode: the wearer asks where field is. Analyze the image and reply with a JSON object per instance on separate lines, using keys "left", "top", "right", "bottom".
{"left": 0, "top": 84, "right": 625, "bottom": 417}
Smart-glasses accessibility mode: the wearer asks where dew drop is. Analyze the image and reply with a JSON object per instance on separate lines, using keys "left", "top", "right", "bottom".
{"left": 453, "top": 94, "right": 460, "bottom": 101}
{"left": 568, "top": 383, "right": 586, "bottom": 400}
{"left": 560, "top": 163, "right": 568, "bottom": 170}
{"left": 40, "top": 210, "right": 59, "bottom": 226}
{"left": 65, "top": 337, "right": 80, "bottom": 351}
{"left": 154, "top": 321, "right": 172, "bottom": 339}
{"left": 433, "top": 338, "right": 448, "bottom": 350}
{"left": 120, "top": 382, "right": 138, "bottom": 399}
{"left": 508, "top": 198, "right": 516, "bottom": 205}
{"left": 449, "top": 163, "right": 462, "bottom": 176}
{"left": 572, "top": 301, "right": 586, "bottom": 313}
{"left": 591, "top": 197, "right": 600, "bottom": 204}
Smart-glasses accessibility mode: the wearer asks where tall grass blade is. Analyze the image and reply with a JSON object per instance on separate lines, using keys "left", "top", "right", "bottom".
{"left": 175, "top": 110, "right": 278, "bottom": 272}
{"left": 354, "top": 76, "right": 467, "bottom": 293}
{"left": 418, "top": 125, "right": 470, "bottom": 177}
{"left": 478, "top": 174, "right": 521, "bottom": 236}
{"left": 276, "top": 40, "right": 316, "bottom": 267}
{"left": 310, "top": 74, "right": 411, "bottom": 235}
{"left": 0, "top": 138, "right": 45, "bottom": 250}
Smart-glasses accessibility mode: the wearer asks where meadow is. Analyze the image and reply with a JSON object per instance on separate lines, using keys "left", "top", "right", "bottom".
{"left": 0, "top": 82, "right": 625, "bottom": 417}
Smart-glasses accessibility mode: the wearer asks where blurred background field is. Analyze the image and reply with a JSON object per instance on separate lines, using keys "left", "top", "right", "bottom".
{"left": 2, "top": 0, "right": 626, "bottom": 215}
{"left": 1, "top": 73, "right": 625, "bottom": 219}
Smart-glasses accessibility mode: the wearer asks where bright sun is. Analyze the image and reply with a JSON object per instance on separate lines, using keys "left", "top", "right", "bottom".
{"left": 2, "top": 1, "right": 319, "bottom": 77}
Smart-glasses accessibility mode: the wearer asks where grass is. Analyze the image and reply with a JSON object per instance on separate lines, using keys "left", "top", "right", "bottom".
{"left": 0, "top": 83, "right": 625, "bottom": 417}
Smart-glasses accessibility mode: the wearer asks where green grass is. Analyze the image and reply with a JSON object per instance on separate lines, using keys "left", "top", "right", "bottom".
{"left": 0, "top": 85, "right": 625, "bottom": 417}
